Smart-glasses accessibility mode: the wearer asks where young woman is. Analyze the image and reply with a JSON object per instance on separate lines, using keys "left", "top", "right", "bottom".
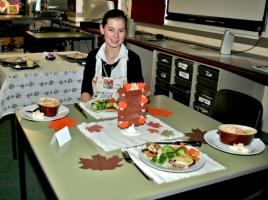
{"left": 81, "top": 9, "right": 144, "bottom": 102}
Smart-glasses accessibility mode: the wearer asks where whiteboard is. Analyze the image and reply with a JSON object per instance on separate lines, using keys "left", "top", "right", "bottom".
{"left": 167, "top": 0, "right": 267, "bottom": 21}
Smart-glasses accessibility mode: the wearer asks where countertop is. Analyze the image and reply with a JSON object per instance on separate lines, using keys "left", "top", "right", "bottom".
{"left": 80, "top": 25, "right": 268, "bottom": 86}
{"left": 127, "top": 33, "right": 268, "bottom": 86}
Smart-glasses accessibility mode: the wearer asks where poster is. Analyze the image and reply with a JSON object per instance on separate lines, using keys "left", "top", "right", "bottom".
{"left": 0, "top": 0, "right": 20, "bottom": 14}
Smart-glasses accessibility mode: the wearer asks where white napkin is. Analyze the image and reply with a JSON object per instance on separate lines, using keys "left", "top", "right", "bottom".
{"left": 127, "top": 147, "right": 225, "bottom": 184}
{"left": 79, "top": 101, "right": 117, "bottom": 120}
{"left": 77, "top": 115, "right": 185, "bottom": 152}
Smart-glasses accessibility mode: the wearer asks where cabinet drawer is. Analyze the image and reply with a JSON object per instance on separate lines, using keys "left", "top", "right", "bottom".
{"left": 175, "top": 58, "right": 193, "bottom": 71}
{"left": 174, "top": 76, "right": 191, "bottom": 89}
{"left": 170, "top": 84, "right": 190, "bottom": 106}
{"left": 175, "top": 67, "right": 192, "bottom": 81}
{"left": 197, "top": 75, "right": 218, "bottom": 90}
{"left": 198, "top": 65, "right": 219, "bottom": 81}
{"left": 196, "top": 84, "right": 216, "bottom": 99}
{"left": 193, "top": 101, "right": 210, "bottom": 115}
{"left": 195, "top": 92, "right": 213, "bottom": 106}
{"left": 157, "top": 62, "right": 172, "bottom": 73}
{"left": 156, "top": 68, "right": 171, "bottom": 82}
{"left": 157, "top": 53, "right": 172, "bottom": 65}
{"left": 155, "top": 77, "right": 170, "bottom": 88}
{"left": 154, "top": 84, "right": 169, "bottom": 96}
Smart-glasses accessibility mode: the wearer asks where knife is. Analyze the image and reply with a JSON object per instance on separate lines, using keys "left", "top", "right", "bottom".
{"left": 74, "top": 103, "right": 88, "bottom": 119}
{"left": 155, "top": 140, "right": 202, "bottom": 147}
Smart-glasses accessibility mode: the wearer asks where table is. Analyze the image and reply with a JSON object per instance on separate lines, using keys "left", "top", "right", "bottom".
{"left": 0, "top": 52, "right": 84, "bottom": 118}
{"left": 0, "top": 52, "right": 85, "bottom": 158}
{"left": 15, "top": 95, "right": 268, "bottom": 200}
{"left": 24, "top": 31, "right": 94, "bottom": 52}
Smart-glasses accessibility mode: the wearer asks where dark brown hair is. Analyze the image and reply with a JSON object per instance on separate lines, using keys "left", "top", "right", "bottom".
{"left": 101, "top": 9, "right": 127, "bottom": 29}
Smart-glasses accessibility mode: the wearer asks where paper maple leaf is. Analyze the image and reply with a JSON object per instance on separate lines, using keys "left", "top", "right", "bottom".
{"left": 147, "top": 121, "right": 161, "bottom": 128}
{"left": 79, "top": 154, "right": 123, "bottom": 170}
{"left": 161, "top": 130, "right": 174, "bottom": 137}
{"left": 185, "top": 128, "right": 207, "bottom": 144}
{"left": 48, "top": 118, "right": 77, "bottom": 131}
{"left": 86, "top": 124, "right": 103, "bottom": 132}
{"left": 148, "top": 128, "right": 159, "bottom": 133}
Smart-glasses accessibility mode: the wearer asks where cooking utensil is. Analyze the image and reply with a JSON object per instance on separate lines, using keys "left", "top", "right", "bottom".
{"left": 122, "top": 150, "right": 152, "bottom": 181}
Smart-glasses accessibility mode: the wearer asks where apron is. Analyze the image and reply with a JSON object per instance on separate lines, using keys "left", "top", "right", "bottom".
{"left": 92, "top": 45, "right": 128, "bottom": 99}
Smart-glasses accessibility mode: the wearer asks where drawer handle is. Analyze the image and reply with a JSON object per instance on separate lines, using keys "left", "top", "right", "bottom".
{"left": 205, "top": 70, "right": 212, "bottom": 77}
{"left": 161, "top": 72, "right": 167, "bottom": 78}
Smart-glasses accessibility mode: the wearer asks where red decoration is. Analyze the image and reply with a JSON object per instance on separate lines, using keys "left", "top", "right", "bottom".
{"left": 86, "top": 124, "right": 103, "bottom": 133}
{"left": 117, "top": 83, "right": 151, "bottom": 129}
{"left": 148, "top": 128, "right": 159, "bottom": 133}
{"left": 79, "top": 154, "right": 123, "bottom": 170}
{"left": 147, "top": 106, "right": 172, "bottom": 117}
{"left": 48, "top": 118, "right": 77, "bottom": 131}
{"left": 147, "top": 121, "right": 162, "bottom": 128}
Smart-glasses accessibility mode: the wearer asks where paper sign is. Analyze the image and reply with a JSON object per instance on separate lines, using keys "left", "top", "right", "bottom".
{"left": 50, "top": 126, "right": 71, "bottom": 147}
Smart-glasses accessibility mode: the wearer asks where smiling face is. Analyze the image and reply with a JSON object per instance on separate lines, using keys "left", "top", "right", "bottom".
{"left": 100, "top": 17, "right": 126, "bottom": 50}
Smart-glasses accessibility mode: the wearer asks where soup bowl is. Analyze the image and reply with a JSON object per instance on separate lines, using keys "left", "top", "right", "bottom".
{"left": 37, "top": 97, "right": 60, "bottom": 117}
{"left": 218, "top": 124, "right": 257, "bottom": 145}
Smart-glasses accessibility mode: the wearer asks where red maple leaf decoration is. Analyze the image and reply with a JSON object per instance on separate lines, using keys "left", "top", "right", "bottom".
{"left": 148, "top": 128, "right": 159, "bottom": 133}
{"left": 79, "top": 154, "right": 123, "bottom": 170}
{"left": 48, "top": 118, "right": 77, "bottom": 131}
{"left": 147, "top": 121, "right": 162, "bottom": 128}
{"left": 86, "top": 124, "right": 103, "bottom": 132}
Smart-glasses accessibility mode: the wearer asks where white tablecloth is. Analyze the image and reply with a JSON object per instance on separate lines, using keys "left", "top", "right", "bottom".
{"left": 0, "top": 52, "right": 84, "bottom": 118}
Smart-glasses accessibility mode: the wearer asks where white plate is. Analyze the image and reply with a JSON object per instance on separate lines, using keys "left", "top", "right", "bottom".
{"left": 204, "top": 130, "right": 265, "bottom": 155}
{"left": 20, "top": 104, "right": 69, "bottom": 122}
{"left": 66, "top": 53, "right": 87, "bottom": 60}
{"left": 2, "top": 56, "right": 27, "bottom": 64}
{"left": 138, "top": 146, "right": 206, "bottom": 173}
{"left": 87, "top": 99, "right": 117, "bottom": 113}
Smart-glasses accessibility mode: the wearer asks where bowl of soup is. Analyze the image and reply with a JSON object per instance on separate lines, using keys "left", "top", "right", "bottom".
{"left": 218, "top": 124, "right": 257, "bottom": 145}
{"left": 37, "top": 97, "right": 60, "bottom": 117}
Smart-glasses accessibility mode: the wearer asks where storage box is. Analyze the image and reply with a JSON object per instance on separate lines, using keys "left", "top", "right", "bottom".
{"left": 157, "top": 53, "right": 172, "bottom": 66}
{"left": 193, "top": 101, "right": 210, "bottom": 115}
{"left": 175, "top": 58, "right": 193, "bottom": 71}
{"left": 154, "top": 84, "right": 169, "bottom": 96}
{"left": 197, "top": 75, "right": 218, "bottom": 90}
{"left": 195, "top": 84, "right": 217, "bottom": 99}
{"left": 170, "top": 84, "right": 190, "bottom": 106}
{"left": 174, "top": 76, "right": 191, "bottom": 89}
{"left": 156, "top": 68, "right": 171, "bottom": 82}
{"left": 198, "top": 65, "right": 219, "bottom": 81}
{"left": 175, "top": 67, "right": 192, "bottom": 81}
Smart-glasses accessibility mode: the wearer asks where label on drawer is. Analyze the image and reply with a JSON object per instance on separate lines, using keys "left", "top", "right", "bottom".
{"left": 198, "top": 96, "right": 211, "bottom": 106}
{"left": 160, "top": 72, "right": 167, "bottom": 78}
{"left": 179, "top": 71, "right": 190, "bottom": 79}
{"left": 178, "top": 62, "right": 188, "bottom": 70}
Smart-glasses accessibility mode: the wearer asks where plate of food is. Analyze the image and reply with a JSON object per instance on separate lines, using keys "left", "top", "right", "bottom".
{"left": 204, "top": 130, "right": 265, "bottom": 155}
{"left": 89, "top": 98, "right": 118, "bottom": 112}
{"left": 20, "top": 104, "right": 69, "bottom": 122}
{"left": 139, "top": 142, "right": 206, "bottom": 173}
{"left": 66, "top": 52, "right": 87, "bottom": 60}
{"left": 1, "top": 56, "right": 27, "bottom": 65}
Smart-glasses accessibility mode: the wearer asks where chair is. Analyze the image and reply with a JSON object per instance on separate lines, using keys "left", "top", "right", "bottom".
{"left": 208, "top": 89, "right": 263, "bottom": 135}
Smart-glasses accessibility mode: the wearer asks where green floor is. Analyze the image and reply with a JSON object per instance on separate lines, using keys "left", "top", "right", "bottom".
{"left": 0, "top": 116, "right": 47, "bottom": 200}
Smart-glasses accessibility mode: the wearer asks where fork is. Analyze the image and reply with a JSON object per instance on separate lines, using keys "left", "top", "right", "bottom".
{"left": 122, "top": 150, "right": 152, "bottom": 181}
